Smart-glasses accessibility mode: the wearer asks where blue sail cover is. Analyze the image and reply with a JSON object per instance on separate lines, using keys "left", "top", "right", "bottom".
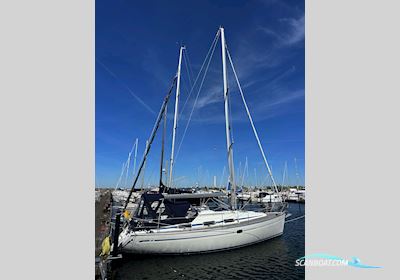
{"left": 138, "top": 193, "right": 190, "bottom": 218}
{"left": 164, "top": 200, "right": 190, "bottom": 217}
{"left": 139, "top": 193, "right": 164, "bottom": 218}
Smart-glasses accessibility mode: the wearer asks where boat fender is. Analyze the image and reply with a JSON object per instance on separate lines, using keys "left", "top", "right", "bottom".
{"left": 100, "top": 236, "right": 111, "bottom": 256}
{"left": 123, "top": 210, "right": 131, "bottom": 220}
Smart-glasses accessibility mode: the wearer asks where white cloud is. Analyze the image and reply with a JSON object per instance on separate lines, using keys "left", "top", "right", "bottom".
{"left": 258, "top": 15, "right": 305, "bottom": 47}
{"left": 279, "top": 15, "right": 305, "bottom": 46}
{"left": 194, "top": 83, "right": 222, "bottom": 109}
{"left": 181, "top": 88, "right": 304, "bottom": 124}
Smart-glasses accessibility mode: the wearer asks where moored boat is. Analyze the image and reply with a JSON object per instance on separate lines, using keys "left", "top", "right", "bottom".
{"left": 116, "top": 27, "right": 287, "bottom": 255}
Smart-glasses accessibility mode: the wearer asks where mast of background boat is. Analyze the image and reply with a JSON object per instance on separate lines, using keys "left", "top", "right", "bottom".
{"left": 282, "top": 160, "right": 287, "bottom": 187}
{"left": 220, "top": 27, "right": 237, "bottom": 210}
{"left": 141, "top": 140, "right": 149, "bottom": 191}
{"left": 124, "top": 146, "right": 132, "bottom": 188}
{"left": 294, "top": 157, "right": 301, "bottom": 188}
{"left": 241, "top": 156, "right": 248, "bottom": 187}
{"left": 132, "top": 138, "right": 138, "bottom": 178}
{"left": 167, "top": 46, "right": 185, "bottom": 190}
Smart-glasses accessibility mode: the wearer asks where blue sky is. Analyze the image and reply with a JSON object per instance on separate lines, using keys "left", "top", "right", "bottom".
{"left": 96, "top": 0, "right": 304, "bottom": 188}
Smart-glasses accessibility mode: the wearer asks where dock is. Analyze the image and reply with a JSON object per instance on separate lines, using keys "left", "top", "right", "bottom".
{"left": 95, "top": 189, "right": 112, "bottom": 279}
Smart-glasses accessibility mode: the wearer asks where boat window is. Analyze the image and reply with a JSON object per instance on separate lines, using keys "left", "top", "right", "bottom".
{"left": 224, "top": 219, "right": 234, "bottom": 223}
{"left": 151, "top": 201, "right": 159, "bottom": 208}
{"left": 178, "top": 223, "right": 192, "bottom": 228}
{"left": 203, "top": 221, "right": 215, "bottom": 226}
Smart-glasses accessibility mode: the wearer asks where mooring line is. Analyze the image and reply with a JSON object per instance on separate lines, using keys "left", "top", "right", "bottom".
{"left": 285, "top": 215, "right": 305, "bottom": 223}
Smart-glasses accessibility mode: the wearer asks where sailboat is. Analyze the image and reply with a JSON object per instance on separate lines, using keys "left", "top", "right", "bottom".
{"left": 117, "top": 27, "right": 287, "bottom": 254}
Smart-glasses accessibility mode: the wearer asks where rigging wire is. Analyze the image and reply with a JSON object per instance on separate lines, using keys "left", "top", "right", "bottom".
{"left": 184, "top": 48, "right": 195, "bottom": 86}
{"left": 178, "top": 30, "right": 220, "bottom": 123}
{"left": 166, "top": 35, "right": 221, "bottom": 183}
{"left": 180, "top": 73, "right": 191, "bottom": 99}
{"left": 180, "top": 50, "right": 193, "bottom": 100}
{"left": 225, "top": 45, "right": 282, "bottom": 202}
{"left": 176, "top": 49, "right": 195, "bottom": 126}
{"left": 115, "top": 161, "right": 127, "bottom": 190}
{"left": 174, "top": 31, "right": 221, "bottom": 162}
{"left": 183, "top": 49, "right": 193, "bottom": 88}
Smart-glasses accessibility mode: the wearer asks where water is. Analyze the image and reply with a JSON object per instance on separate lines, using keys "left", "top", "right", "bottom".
{"left": 114, "top": 202, "right": 304, "bottom": 280}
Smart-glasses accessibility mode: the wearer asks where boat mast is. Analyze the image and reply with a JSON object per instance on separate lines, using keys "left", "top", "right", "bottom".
{"left": 141, "top": 140, "right": 149, "bottom": 191}
{"left": 220, "top": 27, "right": 237, "bottom": 209}
{"left": 124, "top": 144, "right": 133, "bottom": 188}
{"left": 133, "top": 138, "right": 138, "bottom": 177}
{"left": 282, "top": 160, "right": 287, "bottom": 187}
{"left": 241, "top": 156, "right": 248, "bottom": 187}
{"left": 167, "top": 46, "right": 185, "bottom": 190}
{"left": 294, "top": 157, "right": 300, "bottom": 188}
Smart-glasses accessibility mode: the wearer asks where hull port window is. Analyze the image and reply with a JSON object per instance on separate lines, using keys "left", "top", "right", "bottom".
{"left": 178, "top": 224, "right": 192, "bottom": 228}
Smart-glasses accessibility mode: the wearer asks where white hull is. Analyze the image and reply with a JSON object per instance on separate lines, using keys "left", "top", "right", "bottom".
{"left": 287, "top": 190, "right": 305, "bottom": 202}
{"left": 237, "top": 193, "right": 251, "bottom": 201}
{"left": 119, "top": 212, "right": 285, "bottom": 254}
{"left": 261, "top": 195, "right": 283, "bottom": 203}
